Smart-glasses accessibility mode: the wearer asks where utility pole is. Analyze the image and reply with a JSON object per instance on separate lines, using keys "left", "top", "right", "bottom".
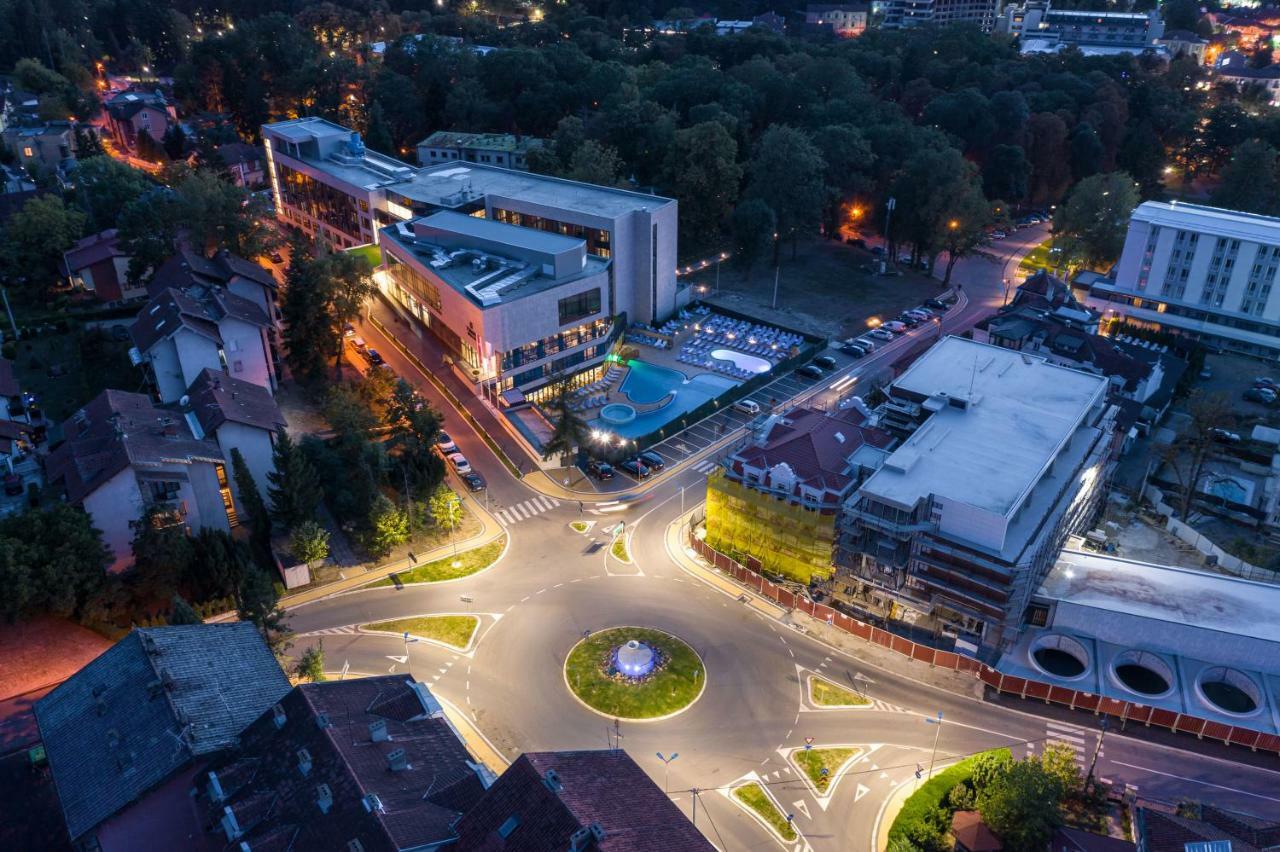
{"left": 691, "top": 788, "right": 699, "bottom": 827}
{"left": 1085, "top": 717, "right": 1109, "bottom": 792}
{"left": 656, "top": 752, "right": 679, "bottom": 793}
{"left": 884, "top": 197, "right": 897, "bottom": 258}
{"left": 771, "top": 265, "right": 781, "bottom": 310}
{"left": 925, "top": 712, "right": 944, "bottom": 782}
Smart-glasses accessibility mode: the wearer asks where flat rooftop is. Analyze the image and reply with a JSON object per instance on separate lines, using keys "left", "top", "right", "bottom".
{"left": 860, "top": 336, "right": 1108, "bottom": 516}
{"left": 264, "top": 117, "right": 416, "bottom": 190}
{"left": 1130, "top": 200, "right": 1280, "bottom": 244}
{"left": 389, "top": 162, "right": 674, "bottom": 218}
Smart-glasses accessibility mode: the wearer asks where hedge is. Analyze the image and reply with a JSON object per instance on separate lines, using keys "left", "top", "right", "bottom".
{"left": 887, "top": 749, "right": 1011, "bottom": 850}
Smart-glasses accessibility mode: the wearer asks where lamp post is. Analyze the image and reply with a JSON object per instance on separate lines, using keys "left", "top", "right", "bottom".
{"left": 925, "top": 712, "right": 944, "bottom": 783}
{"left": 656, "top": 751, "right": 679, "bottom": 793}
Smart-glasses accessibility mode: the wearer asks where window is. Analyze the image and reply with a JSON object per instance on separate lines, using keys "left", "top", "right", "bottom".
{"left": 147, "top": 480, "right": 181, "bottom": 502}
{"left": 498, "top": 816, "right": 520, "bottom": 838}
{"left": 21, "top": 146, "right": 33, "bottom": 158}
{"left": 558, "top": 289, "right": 601, "bottom": 326}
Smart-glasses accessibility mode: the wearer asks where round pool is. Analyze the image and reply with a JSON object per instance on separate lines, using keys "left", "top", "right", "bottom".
{"left": 600, "top": 403, "right": 637, "bottom": 426}
{"left": 711, "top": 348, "right": 772, "bottom": 374}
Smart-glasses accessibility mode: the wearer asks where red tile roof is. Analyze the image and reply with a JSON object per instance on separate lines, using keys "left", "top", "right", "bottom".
{"left": 952, "top": 810, "right": 1003, "bottom": 852}
{"left": 452, "top": 750, "right": 714, "bottom": 852}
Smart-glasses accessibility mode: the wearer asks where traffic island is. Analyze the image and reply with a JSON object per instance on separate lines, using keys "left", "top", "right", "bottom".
{"left": 609, "top": 535, "right": 632, "bottom": 563}
{"left": 790, "top": 746, "right": 863, "bottom": 796}
{"left": 732, "top": 781, "right": 798, "bottom": 842}
{"left": 808, "top": 674, "right": 871, "bottom": 708}
{"left": 569, "top": 521, "right": 592, "bottom": 534}
{"left": 563, "top": 627, "right": 705, "bottom": 720}
{"left": 362, "top": 615, "right": 480, "bottom": 651}
{"left": 367, "top": 536, "right": 506, "bottom": 588}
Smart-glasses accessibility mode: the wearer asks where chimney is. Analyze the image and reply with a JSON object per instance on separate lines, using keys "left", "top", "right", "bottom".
{"left": 542, "top": 769, "right": 563, "bottom": 793}
{"left": 315, "top": 712, "right": 331, "bottom": 729}
{"left": 386, "top": 748, "right": 408, "bottom": 772}
{"left": 272, "top": 703, "right": 286, "bottom": 729}
{"left": 569, "top": 823, "right": 606, "bottom": 851}
{"left": 362, "top": 792, "right": 384, "bottom": 814}
{"left": 316, "top": 783, "right": 333, "bottom": 814}
{"left": 369, "top": 719, "right": 390, "bottom": 742}
{"left": 296, "top": 747, "right": 312, "bottom": 776}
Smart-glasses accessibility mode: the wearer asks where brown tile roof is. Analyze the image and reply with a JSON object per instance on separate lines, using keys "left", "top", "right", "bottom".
{"left": 216, "top": 142, "right": 263, "bottom": 166}
{"left": 452, "top": 750, "right": 715, "bottom": 852}
{"left": 146, "top": 250, "right": 276, "bottom": 299}
{"left": 130, "top": 284, "right": 268, "bottom": 354}
{"left": 61, "top": 229, "right": 124, "bottom": 275}
{"left": 734, "top": 407, "right": 892, "bottom": 500}
{"left": 202, "top": 675, "right": 486, "bottom": 852}
{"left": 45, "top": 389, "right": 224, "bottom": 504}
{"left": 186, "top": 368, "right": 286, "bottom": 435}
{"left": 952, "top": 810, "right": 1003, "bottom": 852}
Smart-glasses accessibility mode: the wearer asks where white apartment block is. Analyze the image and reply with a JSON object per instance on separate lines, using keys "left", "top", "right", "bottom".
{"left": 1086, "top": 201, "right": 1280, "bottom": 358}
{"left": 261, "top": 118, "right": 678, "bottom": 326}
{"left": 839, "top": 337, "right": 1119, "bottom": 654}
{"left": 884, "top": 0, "right": 996, "bottom": 31}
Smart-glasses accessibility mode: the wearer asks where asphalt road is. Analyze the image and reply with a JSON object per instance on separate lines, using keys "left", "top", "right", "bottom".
{"left": 288, "top": 227, "right": 1280, "bottom": 850}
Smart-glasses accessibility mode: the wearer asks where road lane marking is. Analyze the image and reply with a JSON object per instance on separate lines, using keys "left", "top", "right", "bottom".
{"left": 1110, "top": 761, "right": 1280, "bottom": 803}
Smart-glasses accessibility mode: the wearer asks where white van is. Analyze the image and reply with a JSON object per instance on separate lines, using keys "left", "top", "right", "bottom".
{"left": 733, "top": 399, "right": 761, "bottom": 416}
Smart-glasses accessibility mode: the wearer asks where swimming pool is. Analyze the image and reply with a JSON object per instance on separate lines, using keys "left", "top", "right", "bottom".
{"left": 711, "top": 348, "right": 772, "bottom": 374}
{"left": 592, "top": 360, "right": 739, "bottom": 439}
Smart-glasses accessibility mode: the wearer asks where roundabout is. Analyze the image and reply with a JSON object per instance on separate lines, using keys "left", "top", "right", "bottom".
{"left": 563, "top": 626, "right": 706, "bottom": 721}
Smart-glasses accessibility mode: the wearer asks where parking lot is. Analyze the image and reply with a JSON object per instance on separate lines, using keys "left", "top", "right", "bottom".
{"left": 1197, "top": 351, "right": 1280, "bottom": 421}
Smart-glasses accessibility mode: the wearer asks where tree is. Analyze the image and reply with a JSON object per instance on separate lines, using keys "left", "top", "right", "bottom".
{"left": 364, "top": 101, "right": 394, "bottom": 155}
{"left": 174, "top": 170, "right": 279, "bottom": 257}
{"left": 295, "top": 640, "right": 327, "bottom": 682}
{"left": 237, "top": 564, "right": 291, "bottom": 655}
{"left": 977, "top": 754, "right": 1067, "bottom": 850}
{"left": 1070, "top": 122, "right": 1105, "bottom": 181}
{"left": 290, "top": 520, "right": 330, "bottom": 568}
{"left": 747, "top": 125, "right": 826, "bottom": 262}
{"left": 731, "top": 198, "right": 776, "bottom": 282}
{"left": 1164, "top": 0, "right": 1202, "bottom": 32}
{"left": 660, "top": 121, "right": 742, "bottom": 250}
{"left": 985, "top": 145, "right": 1030, "bottom": 203}
{"left": 1053, "top": 172, "right": 1140, "bottom": 270}
{"left": 0, "top": 504, "right": 109, "bottom": 621}
{"left": 267, "top": 429, "right": 324, "bottom": 529}
{"left": 386, "top": 380, "right": 444, "bottom": 493}
{"left": 161, "top": 123, "right": 187, "bottom": 160}
{"left": 429, "top": 486, "right": 464, "bottom": 533}
{"left": 1213, "top": 140, "right": 1280, "bottom": 215}
{"left": 231, "top": 448, "right": 271, "bottom": 544}
{"left": 891, "top": 146, "right": 985, "bottom": 266}
{"left": 280, "top": 242, "right": 332, "bottom": 385}
{"left": 939, "top": 192, "right": 994, "bottom": 287}
{"left": 812, "top": 124, "right": 874, "bottom": 243}
{"left": 297, "top": 251, "right": 377, "bottom": 381}
{"left": 169, "top": 594, "right": 201, "bottom": 625}
{"left": 541, "top": 382, "right": 586, "bottom": 466}
{"left": 73, "top": 156, "right": 153, "bottom": 232}
{"left": 367, "top": 495, "right": 411, "bottom": 557}
{"left": 2, "top": 195, "right": 85, "bottom": 298}
{"left": 566, "top": 140, "right": 621, "bottom": 186}
{"left": 1158, "top": 391, "right": 1236, "bottom": 520}
{"left": 130, "top": 511, "right": 196, "bottom": 601}
{"left": 1025, "top": 112, "right": 1072, "bottom": 203}
{"left": 117, "top": 188, "right": 183, "bottom": 283}
{"left": 75, "top": 126, "right": 105, "bottom": 158}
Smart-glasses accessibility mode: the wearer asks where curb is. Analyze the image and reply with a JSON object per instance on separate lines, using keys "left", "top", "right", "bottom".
{"left": 561, "top": 627, "right": 708, "bottom": 724}
{"left": 359, "top": 612, "right": 483, "bottom": 654}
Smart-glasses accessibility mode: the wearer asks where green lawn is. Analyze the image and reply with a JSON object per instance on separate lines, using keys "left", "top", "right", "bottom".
{"left": 11, "top": 330, "right": 141, "bottom": 425}
{"left": 610, "top": 535, "right": 631, "bottom": 563}
{"left": 792, "top": 747, "right": 859, "bottom": 794}
{"left": 888, "top": 749, "right": 1012, "bottom": 848}
{"left": 570, "top": 521, "right": 591, "bottom": 534}
{"left": 368, "top": 537, "right": 505, "bottom": 587}
{"left": 733, "top": 782, "right": 797, "bottom": 842}
{"left": 810, "top": 677, "right": 870, "bottom": 707}
{"left": 363, "top": 615, "right": 479, "bottom": 649}
{"left": 343, "top": 242, "right": 383, "bottom": 272}
{"left": 1018, "top": 239, "right": 1062, "bottom": 273}
{"left": 564, "top": 627, "right": 704, "bottom": 719}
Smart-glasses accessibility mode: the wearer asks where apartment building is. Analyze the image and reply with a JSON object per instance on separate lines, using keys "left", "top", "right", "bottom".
{"left": 262, "top": 117, "right": 678, "bottom": 325}
{"left": 1083, "top": 201, "right": 1280, "bottom": 357}
{"left": 103, "top": 88, "right": 178, "bottom": 152}
{"left": 998, "top": 2, "right": 1165, "bottom": 56}
{"left": 883, "top": 0, "right": 997, "bottom": 31}
{"left": 416, "top": 130, "right": 543, "bottom": 171}
{"left": 804, "top": 4, "right": 870, "bottom": 37}
{"left": 1215, "top": 50, "right": 1280, "bottom": 105}
{"left": 838, "top": 336, "right": 1118, "bottom": 654}
{"left": 378, "top": 211, "right": 616, "bottom": 395}
{"left": 45, "top": 390, "right": 239, "bottom": 570}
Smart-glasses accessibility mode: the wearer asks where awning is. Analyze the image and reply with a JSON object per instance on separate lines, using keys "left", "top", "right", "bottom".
{"left": 501, "top": 388, "right": 526, "bottom": 406}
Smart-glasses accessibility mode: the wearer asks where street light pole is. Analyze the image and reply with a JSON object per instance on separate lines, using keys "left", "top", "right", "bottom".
{"left": 926, "top": 712, "right": 944, "bottom": 782}
{"left": 656, "top": 751, "right": 679, "bottom": 793}
{"left": 1085, "top": 717, "right": 1109, "bottom": 792}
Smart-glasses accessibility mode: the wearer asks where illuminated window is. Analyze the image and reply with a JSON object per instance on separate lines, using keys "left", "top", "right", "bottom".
{"left": 21, "top": 146, "right": 33, "bottom": 158}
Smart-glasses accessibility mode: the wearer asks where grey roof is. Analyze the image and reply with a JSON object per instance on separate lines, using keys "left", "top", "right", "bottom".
{"left": 418, "top": 209, "right": 586, "bottom": 254}
{"left": 187, "top": 368, "right": 287, "bottom": 435}
{"left": 34, "top": 624, "right": 290, "bottom": 841}
{"left": 131, "top": 285, "right": 269, "bottom": 354}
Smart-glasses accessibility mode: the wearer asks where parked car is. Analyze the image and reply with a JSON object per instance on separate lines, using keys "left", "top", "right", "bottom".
{"left": 350, "top": 336, "right": 368, "bottom": 354}
{"left": 868, "top": 328, "right": 895, "bottom": 341}
{"left": 366, "top": 348, "right": 384, "bottom": 366}
{"left": 882, "top": 321, "right": 908, "bottom": 334}
{"left": 1255, "top": 377, "right": 1278, "bottom": 389}
{"left": 1209, "top": 428, "right": 1241, "bottom": 444}
{"left": 447, "top": 452, "right": 472, "bottom": 474}
{"left": 839, "top": 342, "right": 867, "bottom": 357}
{"left": 435, "top": 431, "right": 457, "bottom": 453}
{"left": 1245, "top": 387, "right": 1276, "bottom": 404}
{"left": 639, "top": 450, "right": 666, "bottom": 471}
{"left": 461, "top": 471, "right": 487, "bottom": 492}
{"left": 989, "top": 230, "right": 1007, "bottom": 240}
{"left": 1199, "top": 366, "right": 1212, "bottom": 379}
{"left": 905, "top": 308, "right": 933, "bottom": 320}
{"left": 846, "top": 237, "right": 867, "bottom": 249}
{"left": 620, "top": 458, "right": 651, "bottom": 479}
{"left": 924, "top": 298, "right": 949, "bottom": 311}
{"left": 853, "top": 337, "right": 877, "bottom": 352}
{"left": 797, "top": 364, "right": 825, "bottom": 380}
{"left": 587, "top": 459, "right": 615, "bottom": 480}
{"left": 814, "top": 355, "right": 837, "bottom": 369}
{"left": 896, "top": 314, "right": 921, "bottom": 328}
{"left": 343, "top": 322, "right": 356, "bottom": 338}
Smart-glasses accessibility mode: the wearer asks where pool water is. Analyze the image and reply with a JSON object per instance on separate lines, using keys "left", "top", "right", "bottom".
{"left": 593, "top": 360, "right": 739, "bottom": 438}
{"left": 711, "top": 348, "right": 772, "bottom": 374}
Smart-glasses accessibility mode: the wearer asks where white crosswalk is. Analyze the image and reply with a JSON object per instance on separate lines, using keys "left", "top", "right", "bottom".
{"left": 690, "top": 458, "right": 720, "bottom": 475}
{"left": 1033, "top": 720, "right": 1099, "bottom": 769}
{"left": 495, "top": 495, "right": 561, "bottom": 526}
{"left": 305, "top": 625, "right": 358, "bottom": 636}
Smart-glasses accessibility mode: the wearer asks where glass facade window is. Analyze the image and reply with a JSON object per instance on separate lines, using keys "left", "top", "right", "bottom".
{"left": 385, "top": 252, "right": 443, "bottom": 312}
{"left": 274, "top": 163, "right": 362, "bottom": 240}
{"left": 557, "top": 289, "right": 602, "bottom": 325}
{"left": 492, "top": 208, "right": 612, "bottom": 258}
{"left": 500, "top": 318, "right": 612, "bottom": 370}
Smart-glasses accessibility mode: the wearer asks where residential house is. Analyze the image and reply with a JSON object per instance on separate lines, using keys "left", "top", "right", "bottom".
{"left": 452, "top": 749, "right": 715, "bottom": 851}
{"left": 61, "top": 229, "right": 141, "bottom": 303}
{"left": 1215, "top": 50, "right": 1280, "bottom": 104}
{"left": 44, "top": 389, "right": 238, "bottom": 569}
{"left": 185, "top": 368, "right": 286, "bottom": 504}
{"left": 1049, "top": 825, "right": 1135, "bottom": 852}
{"left": 951, "top": 811, "right": 1002, "bottom": 852}
{"left": 3, "top": 121, "right": 76, "bottom": 179}
{"left": 194, "top": 674, "right": 492, "bottom": 850}
{"left": 1157, "top": 29, "right": 1209, "bottom": 64}
{"left": 103, "top": 89, "right": 177, "bottom": 153}
{"left": 146, "top": 249, "right": 281, "bottom": 331}
{"left": 706, "top": 405, "right": 893, "bottom": 585}
{"left": 130, "top": 284, "right": 275, "bottom": 404}
{"left": 838, "top": 336, "right": 1119, "bottom": 654}
{"left": 415, "top": 131, "right": 544, "bottom": 171}
{"left": 216, "top": 142, "right": 265, "bottom": 188}
{"left": 33, "top": 624, "right": 290, "bottom": 850}
{"left": 1135, "top": 801, "right": 1280, "bottom": 851}
{"left": 805, "top": 3, "right": 870, "bottom": 37}
{"left": 0, "top": 418, "right": 36, "bottom": 471}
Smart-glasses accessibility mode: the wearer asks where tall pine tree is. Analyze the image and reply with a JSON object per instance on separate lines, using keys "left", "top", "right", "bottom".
{"left": 267, "top": 429, "right": 323, "bottom": 530}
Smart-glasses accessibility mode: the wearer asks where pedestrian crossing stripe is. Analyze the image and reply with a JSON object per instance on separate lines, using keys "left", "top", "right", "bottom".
{"left": 305, "top": 625, "right": 358, "bottom": 636}
{"left": 495, "top": 496, "right": 561, "bottom": 526}
{"left": 691, "top": 459, "right": 719, "bottom": 475}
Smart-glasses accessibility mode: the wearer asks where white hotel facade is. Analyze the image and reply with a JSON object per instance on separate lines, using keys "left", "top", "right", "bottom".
{"left": 260, "top": 117, "right": 679, "bottom": 396}
{"left": 1085, "top": 201, "right": 1280, "bottom": 358}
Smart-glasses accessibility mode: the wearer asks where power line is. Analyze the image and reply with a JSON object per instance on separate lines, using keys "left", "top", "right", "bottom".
{"left": 694, "top": 788, "right": 729, "bottom": 851}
